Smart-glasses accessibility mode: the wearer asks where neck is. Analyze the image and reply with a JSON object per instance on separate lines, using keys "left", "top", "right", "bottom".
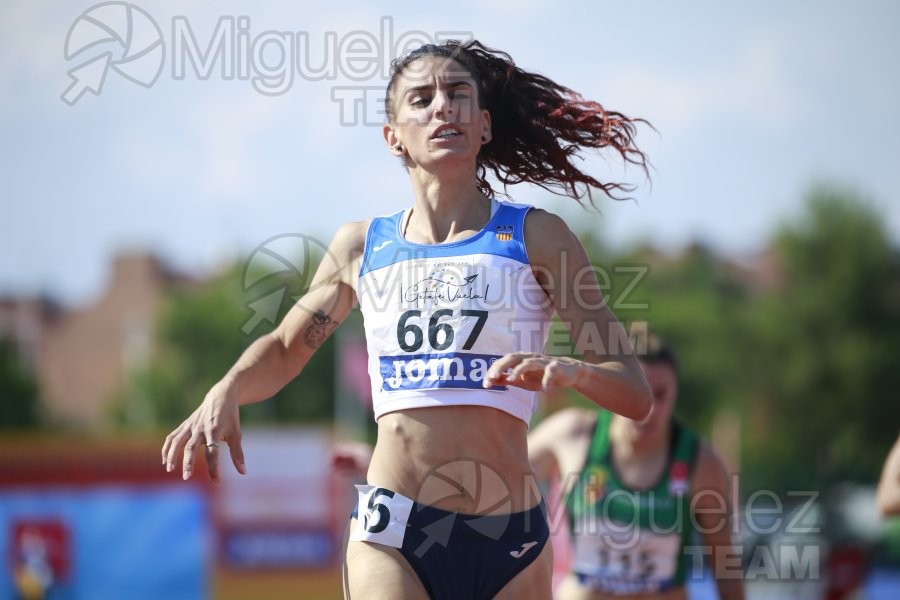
{"left": 405, "top": 165, "right": 490, "bottom": 242}
{"left": 609, "top": 415, "right": 670, "bottom": 460}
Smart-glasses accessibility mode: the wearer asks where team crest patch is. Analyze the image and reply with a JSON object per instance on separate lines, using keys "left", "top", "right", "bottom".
{"left": 668, "top": 460, "right": 690, "bottom": 495}
{"left": 584, "top": 466, "right": 608, "bottom": 502}
{"left": 495, "top": 225, "right": 513, "bottom": 241}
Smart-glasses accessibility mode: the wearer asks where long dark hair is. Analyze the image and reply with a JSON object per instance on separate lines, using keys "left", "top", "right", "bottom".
{"left": 385, "top": 39, "right": 651, "bottom": 205}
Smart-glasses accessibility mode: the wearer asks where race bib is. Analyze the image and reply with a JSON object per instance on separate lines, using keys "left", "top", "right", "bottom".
{"left": 572, "top": 518, "right": 680, "bottom": 593}
{"left": 350, "top": 485, "right": 415, "bottom": 548}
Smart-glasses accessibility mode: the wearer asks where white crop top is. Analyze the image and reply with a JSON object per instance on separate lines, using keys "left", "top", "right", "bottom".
{"left": 356, "top": 199, "right": 553, "bottom": 426}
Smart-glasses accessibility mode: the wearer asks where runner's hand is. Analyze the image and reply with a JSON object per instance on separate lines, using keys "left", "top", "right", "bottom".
{"left": 161, "top": 381, "right": 246, "bottom": 483}
{"left": 484, "top": 352, "right": 580, "bottom": 392}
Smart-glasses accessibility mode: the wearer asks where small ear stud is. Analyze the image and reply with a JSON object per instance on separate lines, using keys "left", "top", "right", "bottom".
{"left": 396, "top": 145, "right": 403, "bottom": 152}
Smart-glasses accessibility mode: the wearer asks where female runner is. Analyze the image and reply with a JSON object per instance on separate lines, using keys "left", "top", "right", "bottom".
{"left": 529, "top": 332, "right": 744, "bottom": 599}
{"left": 163, "top": 40, "right": 653, "bottom": 599}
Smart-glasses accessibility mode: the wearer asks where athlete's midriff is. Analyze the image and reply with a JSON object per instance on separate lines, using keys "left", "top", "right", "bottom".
{"left": 367, "top": 405, "right": 540, "bottom": 514}
{"left": 555, "top": 576, "right": 687, "bottom": 600}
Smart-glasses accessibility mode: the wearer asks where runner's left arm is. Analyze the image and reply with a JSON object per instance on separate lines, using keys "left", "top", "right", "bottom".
{"left": 876, "top": 434, "right": 900, "bottom": 517}
{"left": 484, "top": 209, "right": 651, "bottom": 420}
{"left": 693, "top": 443, "right": 745, "bottom": 600}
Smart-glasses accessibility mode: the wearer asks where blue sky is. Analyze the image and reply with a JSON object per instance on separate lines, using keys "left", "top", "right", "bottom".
{"left": 2, "top": 0, "right": 899, "bottom": 305}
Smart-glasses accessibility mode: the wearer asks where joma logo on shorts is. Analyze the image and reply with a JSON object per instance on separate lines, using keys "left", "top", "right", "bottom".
{"left": 380, "top": 353, "right": 502, "bottom": 391}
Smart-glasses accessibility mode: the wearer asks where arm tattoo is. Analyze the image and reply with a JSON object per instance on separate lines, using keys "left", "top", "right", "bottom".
{"left": 304, "top": 310, "right": 340, "bottom": 349}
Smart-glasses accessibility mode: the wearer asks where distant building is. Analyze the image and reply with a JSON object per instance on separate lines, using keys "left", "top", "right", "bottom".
{"left": 0, "top": 253, "right": 196, "bottom": 429}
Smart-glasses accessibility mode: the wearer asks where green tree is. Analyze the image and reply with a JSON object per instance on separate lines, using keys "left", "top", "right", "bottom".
{"left": 572, "top": 184, "right": 900, "bottom": 497}
{"left": 744, "top": 186, "right": 900, "bottom": 492}
{"left": 0, "top": 336, "right": 39, "bottom": 429}
{"left": 117, "top": 259, "right": 339, "bottom": 429}
{"left": 604, "top": 243, "right": 753, "bottom": 432}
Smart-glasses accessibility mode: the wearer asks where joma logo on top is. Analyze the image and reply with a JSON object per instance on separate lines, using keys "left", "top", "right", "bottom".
{"left": 381, "top": 353, "right": 499, "bottom": 391}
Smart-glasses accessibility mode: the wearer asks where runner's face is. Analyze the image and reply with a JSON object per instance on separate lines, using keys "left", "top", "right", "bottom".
{"left": 634, "top": 361, "right": 677, "bottom": 436}
{"left": 384, "top": 56, "right": 491, "bottom": 168}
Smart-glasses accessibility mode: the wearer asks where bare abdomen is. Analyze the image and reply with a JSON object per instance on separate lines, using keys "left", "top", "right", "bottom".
{"left": 367, "top": 405, "right": 540, "bottom": 514}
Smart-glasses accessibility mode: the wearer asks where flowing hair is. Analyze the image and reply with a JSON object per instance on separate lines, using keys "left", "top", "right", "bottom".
{"left": 384, "top": 39, "right": 651, "bottom": 206}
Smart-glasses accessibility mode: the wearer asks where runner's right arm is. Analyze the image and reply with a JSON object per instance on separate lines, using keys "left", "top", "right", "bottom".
{"left": 162, "top": 221, "right": 367, "bottom": 482}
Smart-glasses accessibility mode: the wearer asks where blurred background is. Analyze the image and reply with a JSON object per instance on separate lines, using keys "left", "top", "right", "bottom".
{"left": 1, "top": 0, "right": 899, "bottom": 598}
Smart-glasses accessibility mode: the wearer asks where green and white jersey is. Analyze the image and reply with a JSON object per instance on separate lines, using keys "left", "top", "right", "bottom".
{"left": 565, "top": 410, "right": 699, "bottom": 595}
